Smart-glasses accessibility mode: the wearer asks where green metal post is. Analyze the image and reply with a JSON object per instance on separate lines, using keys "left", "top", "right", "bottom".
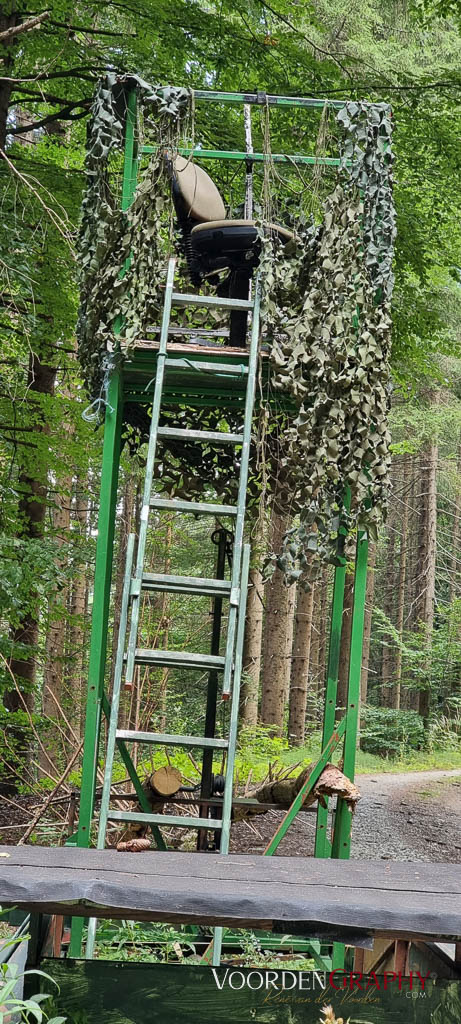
{"left": 121, "top": 86, "right": 138, "bottom": 213}
{"left": 314, "top": 497, "right": 350, "bottom": 859}
{"left": 331, "top": 530, "right": 368, "bottom": 860}
{"left": 69, "top": 84, "right": 138, "bottom": 959}
{"left": 69, "top": 371, "right": 123, "bottom": 956}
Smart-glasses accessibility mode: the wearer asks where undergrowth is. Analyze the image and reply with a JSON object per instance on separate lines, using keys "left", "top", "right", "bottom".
{"left": 65, "top": 721, "right": 461, "bottom": 793}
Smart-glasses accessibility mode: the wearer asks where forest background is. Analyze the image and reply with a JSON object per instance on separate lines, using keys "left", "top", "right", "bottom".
{"left": 1, "top": 0, "right": 461, "bottom": 818}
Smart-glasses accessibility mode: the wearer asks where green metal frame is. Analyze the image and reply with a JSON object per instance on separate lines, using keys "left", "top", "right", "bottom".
{"left": 71, "top": 83, "right": 371, "bottom": 966}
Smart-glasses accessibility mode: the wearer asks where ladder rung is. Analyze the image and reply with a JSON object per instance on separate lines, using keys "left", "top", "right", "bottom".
{"left": 138, "top": 573, "right": 232, "bottom": 598}
{"left": 116, "top": 730, "right": 228, "bottom": 749}
{"left": 107, "top": 809, "right": 223, "bottom": 829}
{"left": 164, "top": 358, "right": 248, "bottom": 376}
{"left": 172, "top": 292, "right": 253, "bottom": 312}
{"left": 150, "top": 498, "right": 237, "bottom": 516}
{"left": 158, "top": 427, "right": 243, "bottom": 444}
{"left": 134, "top": 649, "right": 225, "bottom": 671}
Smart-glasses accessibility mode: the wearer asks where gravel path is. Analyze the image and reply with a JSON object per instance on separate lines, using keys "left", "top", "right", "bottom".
{"left": 230, "top": 768, "right": 461, "bottom": 862}
{"left": 351, "top": 768, "right": 461, "bottom": 862}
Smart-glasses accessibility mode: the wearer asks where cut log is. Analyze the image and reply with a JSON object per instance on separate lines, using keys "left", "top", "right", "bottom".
{"left": 149, "top": 766, "right": 182, "bottom": 798}
{"left": 233, "top": 762, "right": 360, "bottom": 822}
{"left": 313, "top": 763, "right": 360, "bottom": 810}
{"left": 115, "top": 766, "right": 182, "bottom": 849}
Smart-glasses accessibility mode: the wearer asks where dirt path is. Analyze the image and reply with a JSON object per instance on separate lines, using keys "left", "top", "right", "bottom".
{"left": 230, "top": 768, "right": 461, "bottom": 862}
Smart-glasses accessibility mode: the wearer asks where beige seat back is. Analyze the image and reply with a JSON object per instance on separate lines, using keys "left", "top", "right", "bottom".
{"left": 174, "top": 155, "right": 226, "bottom": 223}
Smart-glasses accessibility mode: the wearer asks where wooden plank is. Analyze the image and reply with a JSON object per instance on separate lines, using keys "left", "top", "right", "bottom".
{"left": 0, "top": 847, "right": 460, "bottom": 940}
{"left": 1, "top": 846, "right": 461, "bottom": 893}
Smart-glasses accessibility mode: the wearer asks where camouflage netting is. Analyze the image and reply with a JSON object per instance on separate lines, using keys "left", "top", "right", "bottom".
{"left": 76, "top": 81, "right": 395, "bottom": 575}
{"left": 77, "top": 74, "right": 191, "bottom": 401}
{"left": 262, "top": 101, "right": 395, "bottom": 577}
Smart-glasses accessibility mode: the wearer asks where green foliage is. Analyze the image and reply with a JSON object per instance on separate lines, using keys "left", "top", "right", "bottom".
{"left": 89, "top": 920, "right": 196, "bottom": 963}
{"left": 0, "top": 963, "right": 66, "bottom": 1024}
{"left": 235, "top": 724, "right": 291, "bottom": 778}
{"left": 360, "top": 706, "right": 424, "bottom": 757}
{"left": 90, "top": 919, "right": 315, "bottom": 968}
{"left": 0, "top": 909, "right": 65, "bottom": 1024}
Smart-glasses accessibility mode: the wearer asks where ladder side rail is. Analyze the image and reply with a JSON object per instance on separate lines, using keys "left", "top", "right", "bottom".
{"left": 219, "top": 542, "right": 251, "bottom": 855}
{"left": 125, "top": 257, "right": 176, "bottom": 684}
{"left": 222, "top": 277, "right": 261, "bottom": 697}
{"left": 212, "top": 542, "right": 251, "bottom": 966}
{"left": 97, "top": 533, "right": 136, "bottom": 848}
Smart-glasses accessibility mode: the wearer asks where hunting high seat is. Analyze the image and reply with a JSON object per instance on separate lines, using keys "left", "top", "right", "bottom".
{"left": 171, "top": 155, "right": 293, "bottom": 346}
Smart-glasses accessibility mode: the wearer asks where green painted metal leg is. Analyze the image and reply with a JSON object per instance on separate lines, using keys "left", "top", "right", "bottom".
{"left": 314, "top": 498, "right": 350, "bottom": 860}
{"left": 314, "top": 558, "right": 346, "bottom": 859}
{"left": 332, "top": 530, "right": 368, "bottom": 860}
{"left": 69, "top": 371, "right": 123, "bottom": 958}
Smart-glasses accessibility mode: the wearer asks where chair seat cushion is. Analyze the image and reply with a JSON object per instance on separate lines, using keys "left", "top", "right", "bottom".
{"left": 191, "top": 219, "right": 294, "bottom": 242}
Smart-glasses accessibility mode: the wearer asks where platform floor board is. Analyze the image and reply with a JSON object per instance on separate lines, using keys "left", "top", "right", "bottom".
{"left": 1, "top": 846, "right": 460, "bottom": 942}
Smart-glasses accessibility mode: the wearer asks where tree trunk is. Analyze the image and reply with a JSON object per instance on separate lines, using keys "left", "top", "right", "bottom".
{"left": 401, "top": 454, "right": 420, "bottom": 710}
{"left": 313, "top": 566, "right": 329, "bottom": 719}
{"left": 449, "top": 439, "right": 461, "bottom": 604}
{"left": 5, "top": 357, "right": 56, "bottom": 709}
{"left": 240, "top": 559, "right": 264, "bottom": 727}
{"left": 288, "top": 575, "right": 315, "bottom": 745}
{"left": 360, "top": 542, "right": 376, "bottom": 706}
{"left": 392, "top": 464, "right": 409, "bottom": 709}
{"left": 260, "top": 504, "right": 292, "bottom": 735}
{"left": 68, "top": 482, "right": 89, "bottom": 740}
{"left": 158, "top": 519, "right": 172, "bottom": 732}
{"left": 336, "top": 570, "right": 354, "bottom": 713}
{"left": 415, "top": 426, "right": 438, "bottom": 725}
{"left": 40, "top": 477, "right": 72, "bottom": 774}
{"left": 2, "top": 354, "right": 56, "bottom": 792}
{"left": 381, "top": 498, "right": 396, "bottom": 708}
{"left": 0, "top": 7, "right": 19, "bottom": 151}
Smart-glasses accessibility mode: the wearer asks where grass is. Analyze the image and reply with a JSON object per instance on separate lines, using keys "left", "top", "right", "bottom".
{"left": 233, "top": 726, "right": 461, "bottom": 782}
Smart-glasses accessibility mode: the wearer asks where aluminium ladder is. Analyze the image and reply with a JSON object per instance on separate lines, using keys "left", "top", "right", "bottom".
{"left": 85, "top": 257, "right": 260, "bottom": 960}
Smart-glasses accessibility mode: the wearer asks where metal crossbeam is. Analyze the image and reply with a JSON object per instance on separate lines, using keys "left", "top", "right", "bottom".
{"left": 142, "top": 145, "right": 341, "bottom": 167}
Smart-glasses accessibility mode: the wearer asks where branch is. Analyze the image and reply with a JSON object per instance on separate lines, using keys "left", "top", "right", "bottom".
{"left": 48, "top": 19, "right": 136, "bottom": 37}
{"left": 0, "top": 11, "right": 50, "bottom": 44}
{"left": 4, "top": 66, "right": 105, "bottom": 84}
{"left": 9, "top": 102, "right": 91, "bottom": 135}
{"left": 0, "top": 146, "right": 74, "bottom": 248}
{"left": 18, "top": 739, "right": 84, "bottom": 846}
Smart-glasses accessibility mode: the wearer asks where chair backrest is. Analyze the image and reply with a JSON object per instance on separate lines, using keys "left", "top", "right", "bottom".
{"left": 173, "top": 155, "right": 226, "bottom": 223}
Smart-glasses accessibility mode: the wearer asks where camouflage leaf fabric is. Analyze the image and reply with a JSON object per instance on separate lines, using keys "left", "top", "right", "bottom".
{"left": 261, "top": 101, "right": 395, "bottom": 578}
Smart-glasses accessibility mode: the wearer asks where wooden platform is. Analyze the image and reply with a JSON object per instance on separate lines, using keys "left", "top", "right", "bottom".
{"left": 1, "top": 846, "right": 460, "bottom": 943}
{"left": 120, "top": 340, "right": 292, "bottom": 415}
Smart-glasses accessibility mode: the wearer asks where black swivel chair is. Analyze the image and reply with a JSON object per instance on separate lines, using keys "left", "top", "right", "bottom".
{"left": 170, "top": 155, "right": 293, "bottom": 347}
